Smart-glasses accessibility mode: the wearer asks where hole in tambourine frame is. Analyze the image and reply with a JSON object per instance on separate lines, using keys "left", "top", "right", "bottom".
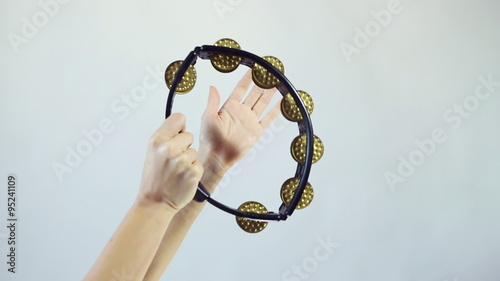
{"left": 225, "top": 117, "right": 298, "bottom": 225}
{"left": 167, "top": 74, "right": 311, "bottom": 232}
{"left": 198, "top": 81, "right": 296, "bottom": 231}
{"left": 168, "top": 64, "right": 294, "bottom": 219}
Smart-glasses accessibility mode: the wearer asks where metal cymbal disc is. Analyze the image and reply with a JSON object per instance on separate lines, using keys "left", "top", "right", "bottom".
{"left": 281, "top": 90, "right": 314, "bottom": 122}
{"left": 210, "top": 38, "right": 242, "bottom": 73}
{"left": 235, "top": 201, "right": 269, "bottom": 233}
{"left": 290, "top": 134, "right": 324, "bottom": 164}
{"left": 252, "top": 56, "right": 284, "bottom": 89}
{"left": 164, "top": 60, "right": 197, "bottom": 94}
{"left": 280, "top": 177, "right": 314, "bottom": 209}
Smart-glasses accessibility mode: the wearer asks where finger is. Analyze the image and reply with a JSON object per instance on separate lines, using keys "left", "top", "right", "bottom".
{"left": 243, "top": 85, "right": 264, "bottom": 107}
{"left": 204, "top": 86, "right": 221, "bottom": 116}
{"left": 192, "top": 160, "right": 204, "bottom": 179}
{"left": 260, "top": 99, "right": 282, "bottom": 129}
{"left": 157, "top": 113, "right": 186, "bottom": 138}
{"left": 252, "top": 87, "right": 278, "bottom": 117}
{"left": 169, "top": 132, "right": 194, "bottom": 155}
{"left": 226, "top": 69, "right": 253, "bottom": 103}
{"left": 181, "top": 148, "right": 198, "bottom": 164}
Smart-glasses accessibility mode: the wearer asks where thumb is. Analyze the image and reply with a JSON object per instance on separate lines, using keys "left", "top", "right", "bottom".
{"left": 204, "top": 86, "right": 220, "bottom": 115}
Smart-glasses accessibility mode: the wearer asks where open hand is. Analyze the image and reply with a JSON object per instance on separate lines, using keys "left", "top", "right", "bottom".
{"left": 198, "top": 70, "right": 282, "bottom": 172}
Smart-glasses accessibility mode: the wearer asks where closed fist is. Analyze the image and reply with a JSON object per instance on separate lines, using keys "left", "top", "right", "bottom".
{"left": 138, "top": 113, "right": 203, "bottom": 210}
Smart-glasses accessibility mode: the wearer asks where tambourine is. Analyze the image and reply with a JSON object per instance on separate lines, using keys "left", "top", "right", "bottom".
{"left": 165, "top": 39, "right": 324, "bottom": 233}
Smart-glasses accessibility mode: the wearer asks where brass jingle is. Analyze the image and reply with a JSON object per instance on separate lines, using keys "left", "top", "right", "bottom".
{"left": 252, "top": 56, "right": 284, "bottom": 89}
{"left": 281, "top": 90, "right": 314, "bottom": 122}
{"left": 210, "top": 38, "right": 242, "bottom": 73}
{"left": 165, "top": 60, "right": 197, "bottom": 94}
{"left": 235, "top": 201, "right": 269, "bottom": 233}
{"left": 291, "top": 134, "right": 324, "bottom": 164}
{"left": 280, "top": 178, "right": 314, "bottom": 210}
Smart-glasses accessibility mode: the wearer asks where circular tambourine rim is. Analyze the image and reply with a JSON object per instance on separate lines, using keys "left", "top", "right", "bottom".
{"left": 165, "top": 45, "right": 314, "bottom": 222}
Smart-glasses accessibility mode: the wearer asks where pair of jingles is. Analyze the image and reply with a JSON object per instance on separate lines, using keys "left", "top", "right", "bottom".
{"left": 164, "top": 39, "right": 324, "bottom": 233}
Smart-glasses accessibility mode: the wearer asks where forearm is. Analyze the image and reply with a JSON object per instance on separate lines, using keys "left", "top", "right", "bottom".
{"left": 143, "top": 157, "right": 226, "bottom": 280}
{"left": 84, "top": 200, "right": 177, "bottom": 281}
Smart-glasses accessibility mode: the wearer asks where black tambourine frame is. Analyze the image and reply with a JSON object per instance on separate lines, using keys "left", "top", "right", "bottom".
{"left": 165, "top": 44, "right": 315, "bottom": 223}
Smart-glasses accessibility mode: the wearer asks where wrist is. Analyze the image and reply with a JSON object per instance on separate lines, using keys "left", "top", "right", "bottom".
{"left": 134, "top": 194, "right": 180, "bottom": 215}
{"left": 197, "top": 148, "right": 230, "bottom": 193}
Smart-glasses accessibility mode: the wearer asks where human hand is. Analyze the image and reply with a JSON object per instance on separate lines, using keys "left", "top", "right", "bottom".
{"left": 138, "top": 113, "right": 204, "bottom": 211}
{"left": 198, "top": 70, "right": 282, "bottom": 173}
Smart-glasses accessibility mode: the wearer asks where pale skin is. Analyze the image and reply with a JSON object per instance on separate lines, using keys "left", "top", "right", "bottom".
{"left": 84, "top": 70, "right": 281, "bottom": 280}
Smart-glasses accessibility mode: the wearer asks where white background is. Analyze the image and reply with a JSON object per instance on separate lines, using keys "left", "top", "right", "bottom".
{"left": 1, "top": 0, "right": 499, "bottom": 280}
